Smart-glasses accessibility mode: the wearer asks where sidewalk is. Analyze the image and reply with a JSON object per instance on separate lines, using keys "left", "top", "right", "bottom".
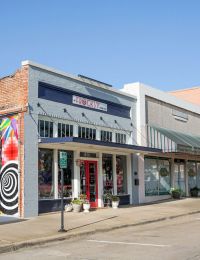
{"left": 0, "top": 198, "right": 200, "bottom": 254}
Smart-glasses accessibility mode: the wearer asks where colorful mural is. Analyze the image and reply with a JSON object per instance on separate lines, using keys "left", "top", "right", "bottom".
{"left": 0, "top": 116, "right": 19, "bottom": 215}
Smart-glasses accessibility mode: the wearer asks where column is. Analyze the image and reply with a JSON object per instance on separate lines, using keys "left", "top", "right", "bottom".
{"left": 98, "top": 153, "right": 103, "bottom": 207}
{"left": 127, "top": 154, "right": 132, "bottom": 204}
{"left": 170, "top": 158, "right": 175, "bottom": 188}
{"left": 138, "top": 154, "right": 145, "bottom": 204}
{"left": 74, "top": 125, "right": 78, "bottom": 137}
{"left": 53, "top": 122, "right": 58, "bottom": 137}
{"left": 112, "top": 154, "right": 117, "bottom": 195}
{"left": 96, "top": 127, "right": 100, "bottom": 141}
{"left": 185, "top": 160, "right": 189, "bottom": 196}
{"left": 54, "top": 149, "right": 58, "bottom": 199}
{"left": 73, "top": 150, "right": 80, "bottom": 198}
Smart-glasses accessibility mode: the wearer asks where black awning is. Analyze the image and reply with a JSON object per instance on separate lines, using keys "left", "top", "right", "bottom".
{"left": 39, "top": 137, "right": 161, "bottom": 154}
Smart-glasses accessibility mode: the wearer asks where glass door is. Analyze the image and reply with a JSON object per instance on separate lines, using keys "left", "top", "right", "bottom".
{"left": 174, "top": 163, "right": 185, "bottom": 194}
{"left": 80, "top": 161, "right": 98, "bottom": 208}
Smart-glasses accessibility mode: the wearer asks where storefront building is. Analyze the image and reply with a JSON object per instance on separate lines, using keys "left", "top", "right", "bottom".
{"left": 0, "top": 61, "right": 159, "bottom": 217}
{"left": 122, "top": 82, "right": 200, "bottom": 203}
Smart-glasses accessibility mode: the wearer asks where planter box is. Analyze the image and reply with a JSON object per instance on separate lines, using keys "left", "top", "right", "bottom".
{"left": 39, "top": 198, "right": 72, "bottom": 214}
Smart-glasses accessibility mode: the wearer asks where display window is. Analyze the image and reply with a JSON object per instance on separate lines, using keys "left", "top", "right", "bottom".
{"left": 38, "top": 149, "right": 54, "bottom": 199}
{"left": 102, "top": 154, "right": 113, "bottom": 194}
{"left": 116, "top": 155, "right": 127, "bottom": 194}
{"left": 145, "top": 157, "right": 170, "bottom": 196}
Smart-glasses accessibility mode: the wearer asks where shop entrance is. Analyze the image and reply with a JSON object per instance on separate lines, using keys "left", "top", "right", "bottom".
{"left": 80, "top": 161, "right": 98, "bottom": 208}
{"left": 174, "top": 162, "right": 185, "bottom": 193}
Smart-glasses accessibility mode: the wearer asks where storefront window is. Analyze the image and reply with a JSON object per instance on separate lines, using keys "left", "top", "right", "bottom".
{"left": 157, "top": 159, "right": 170, "bottom": 195}
{"left": 38, "top": 120, "right": 53, "bottom": 138}
{"left": 38, "top": 149, "right": 54, "bottom": 199}
{"left": 101, "top": 131, "right": 112, "bottom": 142}
{"left": 116, "top": 155, "right": 127, "bottom": 194}
{"left": 116, "top": 133, "right": 126, "bottom": 144}
{"left": 145, "top": 157, "right": 170, "bottom": 196}
{"left": 197, "top": 163, "right": 200, "bottom": 189}
{"left": 102, "top": 154, "right": 113, "bottom": 194}
{"left": 58, "top": 151, "right": 73, "bottom": 198}
{"left": 58, "top": 123, "right": 73, "bottom": 137}
{"left": 188, "top": 161, "right": 197, "bottom": 190}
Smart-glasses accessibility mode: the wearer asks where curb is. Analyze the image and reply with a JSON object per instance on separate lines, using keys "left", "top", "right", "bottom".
{"left": 1, "top": 209, "right": 200, "bottom": 254}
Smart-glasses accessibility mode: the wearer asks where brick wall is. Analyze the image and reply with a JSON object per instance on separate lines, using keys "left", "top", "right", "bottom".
{"left": 0, "top": 65, "right": 28, "bottom": 217}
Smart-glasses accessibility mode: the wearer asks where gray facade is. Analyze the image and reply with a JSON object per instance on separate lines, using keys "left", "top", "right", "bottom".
{"left": 23, "top": 63, "right": 137, "bottom": 217}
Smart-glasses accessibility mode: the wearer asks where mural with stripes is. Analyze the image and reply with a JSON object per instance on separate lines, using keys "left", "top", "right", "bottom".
{"left": 0, "top": 116, "right": 19, "bottom": 215}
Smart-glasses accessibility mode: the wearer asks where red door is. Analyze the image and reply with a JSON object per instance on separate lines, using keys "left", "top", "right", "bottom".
{"left": 80, "top": 161, "right": 98, "bottom": 208}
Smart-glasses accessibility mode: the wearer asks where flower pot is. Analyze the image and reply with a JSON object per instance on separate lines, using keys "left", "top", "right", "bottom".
{"left": 172, "top": 192, "right": 181, "bottom": 199}
{"left": 65, "top": 204, "right": 73, "bottom": 212}
{"left": 112, "top": 201, "right": 119, "bottom": 209}
{"left": 190, "top": 190, "right": 199, "bottom": 197}
{"left": 72, "top": 203, "right": 82, "bottom": 212}
{"left": 83, "top": 203, "right": 90, "bottom": 213}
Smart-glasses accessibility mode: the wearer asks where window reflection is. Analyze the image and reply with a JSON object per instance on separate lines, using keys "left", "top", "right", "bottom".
{"left": 38, "top": 149, "right": 54, "bottom": 199}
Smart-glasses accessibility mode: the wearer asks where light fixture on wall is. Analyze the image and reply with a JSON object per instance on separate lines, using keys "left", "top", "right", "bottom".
{"left": 114, "top": 120, "right": 117, "bottom": 124}
{"left": 82, "top": 112, "right": 85, "bottom": 117}
{"left": 63, "top": 108, "right": 67, "bottom": 113}
{"left": 100, "top": 116, "right": 103, "bottom": 120}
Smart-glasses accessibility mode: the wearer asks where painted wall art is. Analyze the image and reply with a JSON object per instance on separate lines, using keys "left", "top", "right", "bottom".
{"left": 0, "top": 116, "right": 19, "bottom": 215}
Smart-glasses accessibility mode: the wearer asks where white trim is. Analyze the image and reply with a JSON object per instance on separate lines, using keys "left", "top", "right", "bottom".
{"left": 22, "top": 60, "right": 137, "bottom": 100}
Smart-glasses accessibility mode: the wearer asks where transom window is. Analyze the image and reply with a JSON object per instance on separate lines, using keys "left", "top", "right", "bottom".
{"left": 58, "top": 123, "right": 73, "bottom": 137}
{"left": 116, "top": 133, "right": 126, "bottom": 144}
{"left": 101, "top": 130, "right": 112, "bottom": 142}
{"left": 78, "top": 126, "right": 96, "bottom": 140}
{"left": 38, "top": 120, "right": 53, "bottom": 138}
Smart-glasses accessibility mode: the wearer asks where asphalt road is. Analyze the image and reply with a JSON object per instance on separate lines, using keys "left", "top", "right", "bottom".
{"left": 1, "top": 214, "right": 200, "bottom": 260}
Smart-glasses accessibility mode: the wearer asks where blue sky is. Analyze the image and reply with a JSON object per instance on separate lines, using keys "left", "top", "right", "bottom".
{"left": 0, "top": 0, "right": 200, "bottom": 91}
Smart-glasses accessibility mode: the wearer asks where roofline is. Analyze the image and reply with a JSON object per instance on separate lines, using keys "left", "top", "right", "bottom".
{"left": 169, "top": 86, "right": 200, "bottom": 93}
{"left": 21, "top": 60, "right": 137, "bottom": 101}
{"left": 123, "top": 82, "right": 200, "bottom": 114}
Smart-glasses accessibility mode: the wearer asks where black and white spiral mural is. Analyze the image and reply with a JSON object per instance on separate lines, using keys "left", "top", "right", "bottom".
{"left": 0, "top": 161, "right": 19, "bottom": 215}
{"left": 0, "top": 116, "right": 19, "bottom": 216}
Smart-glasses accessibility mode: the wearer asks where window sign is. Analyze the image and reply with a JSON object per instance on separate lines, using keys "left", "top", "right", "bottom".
{"left": 72, "top": 95, "right": 107, "bottom": 112}
{"left": 59, "top": 151, "right": 67, "bottom": 169}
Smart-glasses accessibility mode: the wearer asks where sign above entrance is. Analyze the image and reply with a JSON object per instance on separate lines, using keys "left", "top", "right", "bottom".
{"left": 72, "top": 95, "right": 107, "bottom": 112}
{"left": 59, "top": 151, "right": 67, "bottom": 169}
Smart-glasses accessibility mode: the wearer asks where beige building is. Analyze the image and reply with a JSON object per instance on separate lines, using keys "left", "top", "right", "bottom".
{"left": 122, "top": 82, "right": 200, "bottom": 203}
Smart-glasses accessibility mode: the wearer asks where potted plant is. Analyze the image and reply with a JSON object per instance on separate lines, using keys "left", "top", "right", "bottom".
{"left": 65, "top": 203, "right": 73, "bottom": 212}
{"left": 170, "top": 188, "right": 181, "bottom": 199}
{"left": 190, "top": 186, "right": 199, "bottom": 197}
{"left": 188, "top": 169, "right": 196, "bottom": 177}
{"left": 71, "top": 198, "right": 83, "bottom": 212}
{"left": 80, "top": 194, "right": 91, "bottom": 213}
{"left": 111, "top": 195, "right": 120, "bottom": 209}
{"left": 159, "top": 167, "right": 169, "bottom": 177}
{"left": 103, "top": 193, "right": 112, "bottom": 207}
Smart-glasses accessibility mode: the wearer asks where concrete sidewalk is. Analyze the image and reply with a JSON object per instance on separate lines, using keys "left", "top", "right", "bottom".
{"left": 0, "top": 198, "right": 200, "bottom": 254}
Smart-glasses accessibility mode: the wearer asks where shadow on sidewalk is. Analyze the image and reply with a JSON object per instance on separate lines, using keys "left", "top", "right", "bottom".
{"left": 67, "top": 216, "right": 118, "bottom": 231}
{"left": 0, "top": 216, "right": 27, "bottom": 225}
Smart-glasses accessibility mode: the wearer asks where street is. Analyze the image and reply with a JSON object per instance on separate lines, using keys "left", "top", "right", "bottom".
{"left": 1, "top": 213, "right": 200, "bottom": 260}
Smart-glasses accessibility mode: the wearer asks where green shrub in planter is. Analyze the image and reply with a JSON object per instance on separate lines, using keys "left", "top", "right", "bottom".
{"left": 170, "top": 188, "right": 181, "bottom": 199}
{"left": 190, "top": 187, "right": 199, "bottom": 197}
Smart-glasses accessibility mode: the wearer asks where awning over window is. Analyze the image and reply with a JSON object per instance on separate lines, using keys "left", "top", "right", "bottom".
{"left": 39, "top": 137, "right": 161, "bottom": 154}
{"left": 147, "top": 125, "right": 200, "bottom": 154}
